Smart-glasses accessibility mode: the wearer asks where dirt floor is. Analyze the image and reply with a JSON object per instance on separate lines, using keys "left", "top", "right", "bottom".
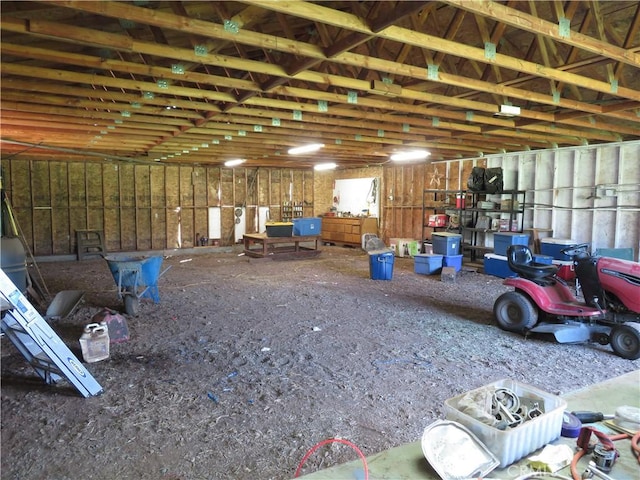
{"left": 1, "top": 245, "right": 639, "bottom": 480}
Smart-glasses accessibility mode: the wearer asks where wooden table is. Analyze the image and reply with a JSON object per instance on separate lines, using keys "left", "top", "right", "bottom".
{"left": 243, "top": 233, "right": 321, "bottom": 260}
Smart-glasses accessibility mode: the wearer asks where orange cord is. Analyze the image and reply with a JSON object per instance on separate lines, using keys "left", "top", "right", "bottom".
{"left": 294, "top": 437, "right": 369, "bottom": 479}
{"left": 570, "top": 431, "right": 632, "bottom": 480}
{"left": 632, "top": 430, "right": 640, "bottom": 462}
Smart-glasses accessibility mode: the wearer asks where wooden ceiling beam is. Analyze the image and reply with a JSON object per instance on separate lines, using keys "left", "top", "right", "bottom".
{"left": 3, "top": 53, "right": 629, "bottom": 154}
{"left": 7, "top": 14, "right": 632, "bottom": 128}
{"left": 5, "top": 40, "right": 635, "bottom": 149}
{"left": 43, "top": 2, "right": 640, "bottom": 104}
{"left": 443, "top": 0, "right": 640, "bottom": 68}
{"left": 241, "top": 0, "right": 639, "bottom": 101}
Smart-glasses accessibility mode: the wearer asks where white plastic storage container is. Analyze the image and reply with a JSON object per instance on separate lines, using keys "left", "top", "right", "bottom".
{"left": 444, "top": 379, "right": 567, "bottom": 467}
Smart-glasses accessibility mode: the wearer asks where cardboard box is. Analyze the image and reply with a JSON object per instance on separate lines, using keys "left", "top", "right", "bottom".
{"left": 396, "top": 238, "right": 418, "bottom": 257}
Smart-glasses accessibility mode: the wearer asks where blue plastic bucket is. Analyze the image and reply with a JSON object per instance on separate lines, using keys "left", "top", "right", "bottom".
{"left": 369, "top": 251, "right": 394, "bottom": 280}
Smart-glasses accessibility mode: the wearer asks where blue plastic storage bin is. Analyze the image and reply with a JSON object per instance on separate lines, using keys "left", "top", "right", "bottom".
{"left": 493, "top": 233, "right": 530, "bottom": 256}
{"left": 293, "top": 217, "right": 322, "bottom": 236}
{"left": 540, "top": 238, "right": 578, "bottom": 261}
{"left": 443, "top": 254, "right": 463, "bottom": 272}
{"left": 369, "top": 250, "right": 394, "bottom": 280}
{"left": 483, "top": 254, "right": 516, "bottom": 279}
{"left": 532, "top": 254, "right": 553, "bottom": 265}
{"left": 432, "top": 233, "right": 462, "bottom": 256}
{"left": 414, "top": 254, "right": 443, "bottom": 275}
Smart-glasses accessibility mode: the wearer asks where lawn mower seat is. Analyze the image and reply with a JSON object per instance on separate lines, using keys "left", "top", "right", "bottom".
{"left": 507, "top": 245, "right": 559, "bottom": 282}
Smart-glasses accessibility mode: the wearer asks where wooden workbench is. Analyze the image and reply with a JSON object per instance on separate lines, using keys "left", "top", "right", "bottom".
{"left": 302, "top": 370, "right": 640, "bottom": 479}
{"left": 243, "top": 233, "right": 321, "bottom": 261}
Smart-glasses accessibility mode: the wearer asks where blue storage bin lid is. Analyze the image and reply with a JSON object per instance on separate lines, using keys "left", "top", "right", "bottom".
{"left": 432, "top": 232, "right": 462, "bottom": 238}
{"left": 368, "top": 249, "right": 394, "bottom": 256}
{"left": 540, "top": 238, "right": 576, "bottom": 245}
{"left": 494, "top": 232, "right": 529, "bottom": 238}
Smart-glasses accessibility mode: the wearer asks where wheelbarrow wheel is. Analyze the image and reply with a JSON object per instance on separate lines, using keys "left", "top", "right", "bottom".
{"left": 124, "top": 288, "right": 140, "bottom": 317}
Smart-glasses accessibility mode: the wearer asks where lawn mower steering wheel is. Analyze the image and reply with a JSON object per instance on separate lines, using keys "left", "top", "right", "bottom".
{"left": 560, "top": 242, "right": 590, "bottom": 258}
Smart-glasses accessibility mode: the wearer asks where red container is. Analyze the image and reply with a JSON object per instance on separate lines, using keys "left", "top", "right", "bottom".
{"left": 428, "top": 214, "right": 448, "bottom": 227}
{"left": 553, "top": 260, "right": 576, "bottom": 280}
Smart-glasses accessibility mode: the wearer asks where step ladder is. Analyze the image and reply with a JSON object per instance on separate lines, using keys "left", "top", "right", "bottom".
{"left": 76, "top": 229, "right": 106, "bottom": 261}
{"left": 0, "top": 269, "right": 103, "bottom": 398}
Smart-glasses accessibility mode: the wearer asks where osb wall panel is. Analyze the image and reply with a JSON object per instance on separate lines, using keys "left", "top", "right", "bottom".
{"left": 313, "top": 166, "right": 383, "bottom": 216}
{"left": 32, "top": 161, "right": 53, "bottom": 255}
{"left": 103, "top": 165, "right": 121, "bottom": 252}
{"left": 220, "top": 169, "right": 235, "bottom": 241}
{"left": 194, "top": 208, "right": 208, "bottom": 245}
{"left": 50, "top": 162, "right": 70, "bottom": 254}
{"left": 269, "top": 169, "right": 282, "bottom": 221}
{"left": 193, "top": 167, "right": 207, "bottom": 207}
{"left": 207, "top": 168, "right": 221, "bottom": 205}
{"left": 257, "top": 168, "right": 270, "bottom": 206}
{"left": 165, "top": 165, "right": 180, "bottom": 249}
{"left": 119, "top": 165, "right": 136, "bottom": 252}
{"left": 313, "top": 171, "right": 333, "bottom": 215}
{"left": 4, "top": 159, "right": 344, "bottom": 255}
{"left": 245, "top": 168, "right": 260, "bottom": 233}
{"left": 303, "top": 170, "right": 314, "bottom": 213}
{"left": 150, "top": 165, "right": 166, "bottom": 250}
{"left": 380, "top": 158, "right": 489, "bottom": 243}
{"left": 178, "top": 167, "right": 196, "bottom": 248}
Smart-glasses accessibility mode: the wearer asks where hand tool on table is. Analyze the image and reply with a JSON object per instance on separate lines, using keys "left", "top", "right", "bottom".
{"left": 571, "top": 411, "right": 615, "bottom": 424}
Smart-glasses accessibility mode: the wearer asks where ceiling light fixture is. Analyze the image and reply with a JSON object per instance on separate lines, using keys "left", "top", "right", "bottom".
{"left": 495, "top": 104, "right": 521, "bottom": 117}
{"left": 314, "top": 162, "right": 337, "bottom": 171}
{"left": 288, "top": 143, "right": 325, "bottom": 155}
{"left": 224, "top": 159, "right": 246, "bottom": 167}
{"left": 390, "top": 150, "right": 430, "bottom": 162}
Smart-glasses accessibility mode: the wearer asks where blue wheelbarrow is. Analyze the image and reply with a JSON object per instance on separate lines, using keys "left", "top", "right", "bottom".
{"left": 104, "top": 255, "right": 170, "bottom": 316}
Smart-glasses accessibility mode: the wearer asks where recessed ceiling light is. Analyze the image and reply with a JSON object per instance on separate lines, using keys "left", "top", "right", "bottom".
{"left": 288, "top": 143, "right": 325, "bottom": 155}
{"left": 314, "top": 162, "right": 337, "bottom": 171}
{"left": 224, "top": 159, "right": 246, "bottom": 167}
{"left": 390, "top": 150, "right": 430, "bottom": 162}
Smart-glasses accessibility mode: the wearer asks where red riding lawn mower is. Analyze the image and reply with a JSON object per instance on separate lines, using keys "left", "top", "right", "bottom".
{"left": 493, "top": 244, "right": 640, "bottom": 360}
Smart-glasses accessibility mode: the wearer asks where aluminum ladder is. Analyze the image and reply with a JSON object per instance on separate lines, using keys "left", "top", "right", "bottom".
{"left": 0, "top": 269, "right": 103, "bottom": 398}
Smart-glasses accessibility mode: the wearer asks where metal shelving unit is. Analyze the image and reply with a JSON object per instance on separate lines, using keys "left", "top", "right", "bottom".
{"left": 461, "top": 190, "right": 526, "bottom": 261}
{"left": 422, "top": 189, "right": 526, "bottom": 261}
{"left": 421, "top": 190, "right": 466, "bottom": 244}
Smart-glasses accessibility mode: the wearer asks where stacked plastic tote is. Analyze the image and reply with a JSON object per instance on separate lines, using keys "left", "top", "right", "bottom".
{"left": 414, "top": 232, "right": 463, "bottom": 275}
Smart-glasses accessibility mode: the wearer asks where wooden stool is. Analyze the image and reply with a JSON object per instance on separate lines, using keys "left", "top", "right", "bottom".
{"left": 76, "top": 229, "right": 106, "bottom": 260}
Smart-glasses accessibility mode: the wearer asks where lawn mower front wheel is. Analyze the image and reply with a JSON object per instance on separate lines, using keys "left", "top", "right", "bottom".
{"left": 493, "top": 291, "right": 539, "bottom": 333}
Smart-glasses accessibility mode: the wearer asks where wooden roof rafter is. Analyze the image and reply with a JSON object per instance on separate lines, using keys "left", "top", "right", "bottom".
{"left": 1, "top": 0, "right": 638, "bottom": 167}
